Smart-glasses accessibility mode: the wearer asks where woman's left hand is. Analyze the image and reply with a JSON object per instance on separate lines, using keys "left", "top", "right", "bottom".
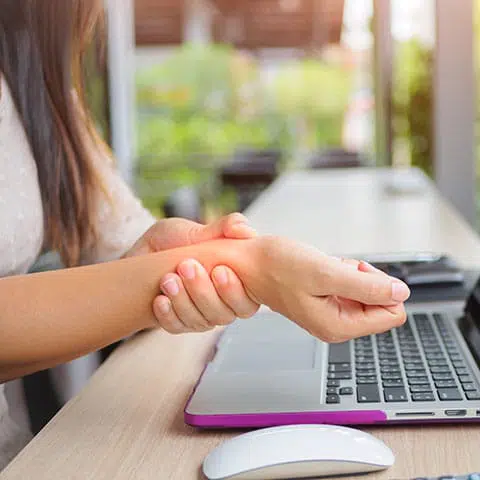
{"left": 125, "top": 214, "right": 260, "bottom": 333}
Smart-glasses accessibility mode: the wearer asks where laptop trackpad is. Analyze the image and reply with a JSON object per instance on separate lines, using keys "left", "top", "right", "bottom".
{"left": 214, "top": 337, "right": 320, "bottom": 373}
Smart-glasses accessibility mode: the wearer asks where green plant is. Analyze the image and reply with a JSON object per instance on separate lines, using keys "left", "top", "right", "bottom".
{"left": 271, "top": 59, "right": 352, "bottom": 149}
{"left": 393, "top": 39, "right": 434, "bottom": 176}
{"left": 135, "top": 44, "right": 353, "bottom": 214}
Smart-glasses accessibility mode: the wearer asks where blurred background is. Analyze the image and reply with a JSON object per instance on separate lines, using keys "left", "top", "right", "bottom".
{"left": 87, "top": 0, "right": 480, "bottom": 229}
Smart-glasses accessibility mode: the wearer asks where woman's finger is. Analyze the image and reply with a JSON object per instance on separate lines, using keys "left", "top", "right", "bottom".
{"left": 211, "top": 266, "right": 260, "bottom": 319}
{"left": 300, "top": 295, "right": 407, "bottom": 343}
{"left": 192, "top": 213, "right": 257, "bottom": 242}
{"left": 358, "top": 260, "right": 388, "bottom": 275}
{"left": 153, "top": 295, "right": 187, "bottom": 334}
{"left": 177, "top": 260, "right": 237, "bottom": 326}
{"left": 161, "top": 273, "right": 211, "bottom": 331}
{"left": 322, "top": 257, "right": 411, "bottom": 306}
{"left": 221, "top": 213, "right": 257, "bottom": 239}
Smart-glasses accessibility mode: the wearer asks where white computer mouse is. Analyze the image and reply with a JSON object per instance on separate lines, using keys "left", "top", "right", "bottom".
{"left": 203, "top": 424, "right": 395, "bottom": 480}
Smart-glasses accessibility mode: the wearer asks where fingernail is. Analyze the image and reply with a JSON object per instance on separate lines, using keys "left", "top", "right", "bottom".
{"left": 230, "top": 224, "right": 257, "bottom": 236}
{"left": 213, "top": 266, "right": 229, "bottom": 286}
{"left": 162, "top": 277, "right": 179, "bottom": 296}
{"left": 157, "top": 297, "right": 171, "bottom": 314}
{"left": 391, "top": 281, "right": 410, "bottom": 303}
{"left": 178, "top": 260, "right": 196, "bottom": 280}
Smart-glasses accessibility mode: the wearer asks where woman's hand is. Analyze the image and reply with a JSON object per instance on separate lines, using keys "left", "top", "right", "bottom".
{"left": 224, "top": 236, "right": 410, "bottom": 343}
{"left": 125, "top": 214, "right": 260, "bottom": 333}
{"left": 154, "top": 260, "right": 259, "bottom": 334}
{"left": 124, "top": 213, "right": 257, "bottom": 257}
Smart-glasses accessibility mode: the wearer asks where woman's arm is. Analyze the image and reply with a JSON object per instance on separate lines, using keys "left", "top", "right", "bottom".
{"left": 0, "top": 238, "right": 250, "bottom": 382}
{"left": 0, "top": 236, "right": 409, "bottom": 382}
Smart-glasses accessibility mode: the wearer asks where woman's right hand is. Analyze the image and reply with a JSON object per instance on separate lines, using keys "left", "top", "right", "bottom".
{"left": 228, "top": 236, "right": 410, "bottom": 343}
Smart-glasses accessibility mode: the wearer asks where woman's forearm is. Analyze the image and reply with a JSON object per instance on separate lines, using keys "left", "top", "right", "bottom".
{"left": 0, "top": 238, "right": 255, "bottom": 382}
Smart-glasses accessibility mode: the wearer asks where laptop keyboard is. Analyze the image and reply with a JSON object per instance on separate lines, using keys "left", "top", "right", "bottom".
{"left": 325, "top": 313, "right": 480, "bottom": 405}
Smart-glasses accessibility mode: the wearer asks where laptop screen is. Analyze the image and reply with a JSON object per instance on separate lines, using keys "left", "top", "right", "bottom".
{"left": 459, "top": 276, "right": 480, "bottom": 364}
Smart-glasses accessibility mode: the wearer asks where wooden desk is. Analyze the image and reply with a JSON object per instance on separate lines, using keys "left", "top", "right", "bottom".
{"left": 3, "top": 168, "right": 480, "bottom": 480}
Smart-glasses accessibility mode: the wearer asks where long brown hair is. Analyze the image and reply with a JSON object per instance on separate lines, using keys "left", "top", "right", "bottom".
{"left": 0, "top": 0, "right": 105, "bottom": 267}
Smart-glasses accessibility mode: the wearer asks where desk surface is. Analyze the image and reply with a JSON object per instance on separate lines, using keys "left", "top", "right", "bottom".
{"left": 3, "top": 168, "right": 480, "bottom": 480}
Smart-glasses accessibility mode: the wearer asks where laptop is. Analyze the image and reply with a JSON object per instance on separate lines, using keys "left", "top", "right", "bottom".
{"left": 185, "top": 274, "right": 480, "bottom": 428}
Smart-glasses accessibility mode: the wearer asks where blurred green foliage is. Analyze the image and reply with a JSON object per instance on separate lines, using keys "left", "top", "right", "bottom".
{"left": 393, "top": 39, "right": 433, "bottom": 176}
{"left": 135, "top": 43, "right": 352, "bottom": 214}
{"left": 272, "top": 58, "right": 352, "bottom": 149}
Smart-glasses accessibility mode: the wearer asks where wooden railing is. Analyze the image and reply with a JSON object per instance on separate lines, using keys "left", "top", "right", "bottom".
{"left": 134, "top": 0, "right": 344, "bottom": 48}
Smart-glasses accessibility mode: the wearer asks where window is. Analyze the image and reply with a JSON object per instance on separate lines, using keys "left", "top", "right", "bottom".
{"left": 134, "top": 0, "right": 375, "bottom": 217}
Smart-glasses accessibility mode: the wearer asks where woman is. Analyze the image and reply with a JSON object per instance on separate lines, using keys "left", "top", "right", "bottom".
{"left": 0, "top": 0, "right": 410, "bottom": 471}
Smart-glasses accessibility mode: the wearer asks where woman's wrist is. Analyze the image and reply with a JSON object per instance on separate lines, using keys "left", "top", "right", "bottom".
{"left": 149, "top": 236, "right": 266, "bottom": 301}
{"left": 210, "top": 236, "right": 268, "bottom": 304}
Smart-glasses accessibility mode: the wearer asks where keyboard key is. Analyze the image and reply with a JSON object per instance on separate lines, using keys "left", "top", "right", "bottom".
{"left": 327, "top": 387, "right": 338, "bottom": 395}
{"left": 328, "top": 372, "right": 352, "bottom": 380}
{"left": 423, "top": 347, "right": 442, "bottom": 354}
{"left": 384, "top": 387, "right": 408, "bottom": 402}
{"left": 438, "top": 388, "right": 462, "bottom": 401}
{"left": 427, "top": 359, "right": 448, "bottom": 367}
{"left": 379, "top": 359, "right": 399, "bottom": 366}
{"left": 459, "top": 374, "right": 474, "bottom": 383}
{"left": 430, "top": 366, "right": 452, "bottom": 374}
{"left": 445, "top": 346, "right": 458, "bottom": 354}
{"left": 378, "top": 352, "right": 397, "bottom": 360}
{"left": 435, "top": 380, "right": 457, "bottom": 388}
{"left": 410, "top": 385, "right": 433, "bottom": 393}
{"left": 355, "top": 355, "right": 374, "bottom": 363}
{"left": 426, "top": 353, "right": 445, "bottom": 360}
{"left": 383, "top": 379, "right": 404, "bottom": 387}
{"left": 326, "top": 394, "right": 340, "bottom": 404}
{"left": 455, "top": 367, "right": 469, "bottom": 375}
{"left": 433, "top": 373, "right": 454, "bottom": 381}
{"left": 339, "top": 387, "right": 354, "bottom": 395}
{"left": 377, "top": 344, "right": 395, "bottom": 351}
{"left": 357, "top": 384, "right": 380, "bottom": 403}
{"left": 405, "top": 364, "right": 425, "bottom": 371}
{"left": 327, "top": 380, "right": 340, "bottom": 388}
{"left": 404, "top": 359, "right": 424, "bottom": 365}
{"left": 407, "top": 371, "right": 428, "bottom": 378}
{"left": 356, "top": 369, "right": 376, "bottom": 377}
{"left": 329, "top": 342, "right": 351, "bottom": 364}
{"left": 402, "top": 354, "right": 422, "bottom": 361}
{"left": 381, "top": 372, "right": 403, "bottom": 380}
{"left": 381, "top": 366, "right": 401, "bottom": 374}
{"left": 409, "top": 377, "right": 430, "bottom": 385}
{"left": 412, "top": 392, "right": 435, "bottom": 401}
{"left": 466, "top": 391, "right": 480, "bottom": 400}
{"left": 400, "top": 345, "right": 419, "bottom": 351}
{"left": 356, "top": 348, "right": 373, "bottom": 356}
{"left": 356, "top": 363, "right": 375, "bottom": 371}
{"left": 328, "top": 363, "right": 351, "bottom": 372}
{"left": 357, "top": 376, "right": 377, "bottom": 384}
{"left": 462, "top": 383, "right": 477, "bottom": 391}
{"left": 452, "top": 359, "right": 465, "bottom": 367}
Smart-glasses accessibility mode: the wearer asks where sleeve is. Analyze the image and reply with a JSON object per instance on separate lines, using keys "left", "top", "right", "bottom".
{"left": 80, "top": 151, "right": 156, "bottom": 265}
